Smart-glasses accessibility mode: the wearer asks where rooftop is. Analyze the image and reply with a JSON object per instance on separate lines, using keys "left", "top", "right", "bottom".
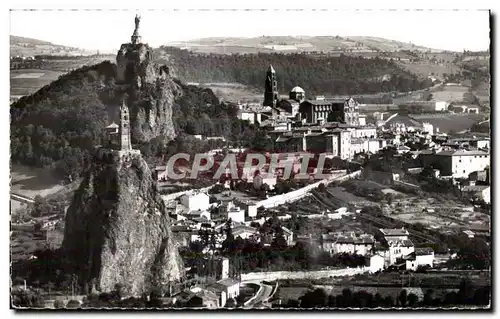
{"left": 415, "top": 247, "right": 435, "bottom": 256}
{"left": 216, "top": 278, "right": 240, "bottom": 287}
{"left": 290, "top": 86, "right": 305, "bottom": 93}
{"left": 436, "top": 150, "right": 489, "bottom": 156}
{"left": 380, "top": 228, "right": 410, "bottom": 237}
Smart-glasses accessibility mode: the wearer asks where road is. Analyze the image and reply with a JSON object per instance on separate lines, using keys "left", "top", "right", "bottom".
{"left": 243, "top": 281, "right": 273, "bottom": 309}
{"left": 10, "top": 192, "right": 35, "bottom": 204}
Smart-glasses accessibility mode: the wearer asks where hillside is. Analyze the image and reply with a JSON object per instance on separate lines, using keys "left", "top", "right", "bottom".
{"left": 10, "top": 35, "right": 94, "bottom": 57}
{"left": 156, "top": 47, "right": 434, "bottom": 97}
{"left": 166, "top": 36, "right": 445, "bottom": 55}
{"left": 10, "top": 61, "right": 261, "bottom": 180}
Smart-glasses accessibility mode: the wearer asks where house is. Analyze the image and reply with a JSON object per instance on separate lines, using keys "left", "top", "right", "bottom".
{"left": 463, "top": 230, "right": 475, "bottom": 238}
{"left": 415, "top": 247, "right": 435, "bottom": 267}
{"left": 396, "top": 145, "right": 411, "bottom": 154}
{"left": 187, "top": 210, "right": 211, "bottom": 221}
{"left": 253, "top": 175, "right": 277, "bottom": 190}
{"left": 433, "top": 150, "right": 490, "bottom": 178}
{"left": 154, "top": 166, "right": 169, "bottom": 181}
{"left": 226, "top": 202, "right": 246, "bottom": 223}
{"left": 387, "top": 239, "right": 414, "bottom": 266}
{"left": 322, "top": 232, "right": 375, "bottom": 256}
{"left": 232, "top": 224, "right": 260, "bottom": 241}
{"left": 207, "top": 278, "right": 240, "bottom": 307}
{"left": 180, "top": 192, "right": 210, "bottom": 212}
{"left": 380, "top": 228, "right": 410, "bottom": 242}
{"left": 405, "top": 247, "right": 434, "bottom": 271}
{"left": 235, "top": 200, "right": 258, "bottom": 218}
{"left": 434, "top": 101, "right": 450, "bottom": 112}
{"left": 182, "top": 288, "right": 220, "bottom": 308}
{"left": 382, "top": 114, "right": 424, "bottom": 133}
{"left": 367, "top": 254, "right": 385, "bottom": 273}
{"left": 461, "top": 185, "right": 490, "bottom": 204}
{"left": 281, "top": 226, "right": 294, "bottom": 246}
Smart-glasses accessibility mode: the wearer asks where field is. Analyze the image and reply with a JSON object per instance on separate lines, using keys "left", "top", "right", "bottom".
{"left": 10, "top": 56, "right": 114, "bottom": 98}
{"left": 10, "top": 228, "right": 47, "bottom": 262}
{"left": 10, "top": 164, "right": 66, "bottom": 199}
{"left": 275, "top": 270, "right": 490, "bottom": 304}
{"left": 10, "top": 69, "right": 64, "bottom": 96}
{"left": 411, "top": 113, "right": 485, "bottom": 133}
{"left": 197, "top": 83, "right": 263, "bottom": 102}
{"left": 398, "top": 61, "right": 460, "bottom": 79}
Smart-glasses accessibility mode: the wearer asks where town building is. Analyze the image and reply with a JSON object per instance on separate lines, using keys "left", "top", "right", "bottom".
{"left": 405, "top": 247, "right": 435, "bottom": 271}
{"left": 232, "top": 224, "right": 259, "bottom": 241}
{"left": 206, "top": 278, "right": 240, "bottom": 308}
{"left": 289, "top": 86, "right": 306, "bottom": 103}
{"left": 367, "top": 254, "right": 385, "bottom": 273}
{"left": 380, "top": 228, "right": 410, "bottom": 241}
{"left": 225, "top": 202, "right": 246, "bottom": 223}
{"left": 281, "top": 226, "right": 294, "bottom": 246}
{"left": 299, "top": 97, "right": 360, "bottom": 126}
{"left": 382, "top": 114, "right": 424, "bottom": 133}
{"left": 431, "top": 150, "right": 490, "bottom": 178}
{"left": 180, "top": 193, "right": 210, "bottom": 212}
{"left": 461, "top": 185, "right": 491, "bottom": 204}
{"left": 321, "top": 232, "right": 375, "bottom": 256}
{"left": 253, "top": 174, "right": 277, "bottom": 190}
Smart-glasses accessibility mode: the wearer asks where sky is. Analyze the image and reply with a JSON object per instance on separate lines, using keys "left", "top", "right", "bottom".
{"left": 10, "top": 9, "right": 491, "bottom": 53}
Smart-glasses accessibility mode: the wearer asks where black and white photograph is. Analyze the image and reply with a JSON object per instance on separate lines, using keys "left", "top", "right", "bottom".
{"left": 7, "top": 4, "right": 492, "bottom": 311}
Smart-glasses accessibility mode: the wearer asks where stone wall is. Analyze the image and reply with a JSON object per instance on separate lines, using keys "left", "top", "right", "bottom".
{"left": 254, "top": 170, "right": 362, "bottom": 209}
{"left": 241, "top": 266, "right": 368, "bottom": 282}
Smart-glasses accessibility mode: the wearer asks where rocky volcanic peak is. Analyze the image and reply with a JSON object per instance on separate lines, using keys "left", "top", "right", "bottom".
{"left": 115, "top": 42, "right": 180, "bottom": 143}
{"left": 62, "top": 150, "right": 184, "bottom": 296}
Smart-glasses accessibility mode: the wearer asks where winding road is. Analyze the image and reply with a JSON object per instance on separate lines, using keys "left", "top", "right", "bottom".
{"left": 243, "top": 281, "right": 273, "bottom": 309}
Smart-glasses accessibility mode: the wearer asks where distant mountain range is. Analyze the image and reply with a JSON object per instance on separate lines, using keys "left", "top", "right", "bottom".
{"left": 165, "top": 36, "right": 448, "bottom": 55}
{"left": 10, "top": 35, "right": 95, "bottom": 57}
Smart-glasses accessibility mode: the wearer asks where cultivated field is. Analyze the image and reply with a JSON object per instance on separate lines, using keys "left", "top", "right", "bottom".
{"left": 198, "top": 83, "right": 263, "bottom": 102}
{"left": 10, "top": 164, "right": 65, "bottom": 199}
{"left": 10, "top": 69, "right": 64, "bottom": 96}
{"left": 10, "top": 56, "right": 114, "bottom": 97}
{"left": 398, "top": 61, "right": 460, "bottom": 79}
{"left": 411, "top": 113, "right": 485, "bottom": 133}
{"left": 10, "top": 228, "right": 46, "bottom": 262}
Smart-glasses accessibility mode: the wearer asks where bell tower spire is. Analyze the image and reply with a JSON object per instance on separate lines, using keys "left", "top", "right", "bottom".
{"left": 119, "top": 100, "right": 132, "bottom": 151}
{"left": 263, "top": 64, "right": 279, "bottom": 108}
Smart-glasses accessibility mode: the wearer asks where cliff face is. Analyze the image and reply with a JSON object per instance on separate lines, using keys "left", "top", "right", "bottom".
{"left": 115, "top": 42, "right": 180, "bottom": 143}
{"left": 62, "top": 150, "right": 184, "bottom": 296}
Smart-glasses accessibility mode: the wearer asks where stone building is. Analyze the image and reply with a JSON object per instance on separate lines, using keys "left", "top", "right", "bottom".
{"left": 289, "top": 86, "right": 306, "bottom": 103}
{"left": 263, "top": 65, "right": 279, "bottom": 108}
{"left": 299, "top": 97, "right": 360, "bottom": 126}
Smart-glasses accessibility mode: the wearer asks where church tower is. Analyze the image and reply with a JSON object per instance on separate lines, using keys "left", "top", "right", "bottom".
{"left": 119, "top": 101, "right": 132, "bottom": 151}
{"left": 263, "top": 65, "right": 279, "bottom": 108}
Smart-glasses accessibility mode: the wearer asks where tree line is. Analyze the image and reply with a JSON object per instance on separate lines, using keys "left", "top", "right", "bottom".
{"left": 277, "top": 278, "right": 490, "bottom": 308}
{"left": 158, "top": 47, "right": 434, "bottom": 97}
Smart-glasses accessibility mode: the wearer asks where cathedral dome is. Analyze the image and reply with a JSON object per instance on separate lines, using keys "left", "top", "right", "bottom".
{"left": 290, "top": 86, "right": 305, "bottom": 93}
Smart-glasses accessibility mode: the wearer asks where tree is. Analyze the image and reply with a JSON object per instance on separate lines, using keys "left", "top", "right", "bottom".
{"left": 225, "top": 298, "right": 237, "bottom": 308}
{"left": 318, "top": 183, "right": 326, "bottom": 192}
{"left": 407, "top": 293, "right": 419, "bottom": 307}
{"left": 31, "top": 195, "right": 50, "bottom": 217}
{"left": 299, "top": 288, "right": 327, "bottom": 308}
{"left": 271, "top": 226, "right": 288, "bottom": 251}
{"left": 33, "top": 222, "right": 42, "bottom": 232}
{"left": 398, "top": 289, "right": 408, "bottom": 307}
